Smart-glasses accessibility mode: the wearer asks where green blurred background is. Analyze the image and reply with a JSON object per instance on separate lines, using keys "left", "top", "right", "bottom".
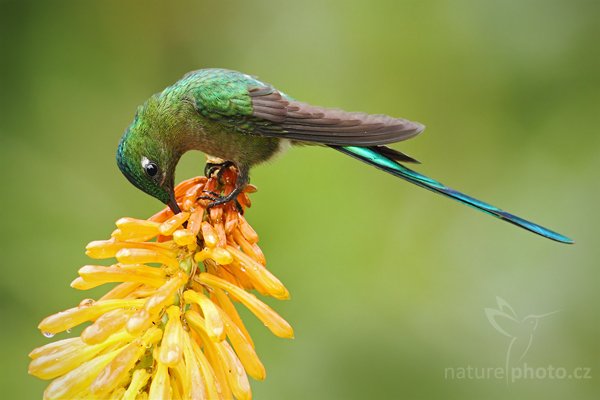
{"left": 1, "top": 0, "right": 598, "bottom": 398}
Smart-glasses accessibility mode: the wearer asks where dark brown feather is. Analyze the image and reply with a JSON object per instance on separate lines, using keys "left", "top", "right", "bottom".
{"left": 249, "top": 86, "right": 425, "bottom": 146}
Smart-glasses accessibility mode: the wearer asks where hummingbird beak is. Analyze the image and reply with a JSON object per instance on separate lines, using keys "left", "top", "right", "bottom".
{"left": 167, "top": 190, "right": 181, "bottom": 214}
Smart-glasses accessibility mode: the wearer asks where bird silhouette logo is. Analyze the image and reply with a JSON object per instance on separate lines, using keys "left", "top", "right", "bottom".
{"left": 485, "top": 297, "right": 557, "bottom": 375}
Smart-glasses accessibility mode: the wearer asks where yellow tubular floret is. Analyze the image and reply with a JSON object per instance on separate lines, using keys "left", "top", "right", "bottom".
{"left": 116, "top": 248, "right": 179, "bottom": 269}
{"left": 237, "top": 215, "right": 259, "bottom": 243}
{"left": 78, "top": 264, "right": 167, "bottom": 288}
{"left": 227, "top": 246, "right": 289, "bottom": 299}
{"left": 125, "top": 271, "right": 187, "bottom": 335}
{"left": 86, "top": 240, "right": 176, "bottom": 260}
{"left": 122, "top": 369, "right": 151, "bottom": 400}
{"left": 190, "top": 337, "right": 223, "bottom": 400}
{"left": 38, "top": 299, "right": 145, "bottom": 335}
{"left": 220, "top": 341, "right": 252, "bottom": 400}
{"left": 29, "top": 337, "right": 81, "bottom": 360}
{"left": 115, "top": 217, "right": 160, "bottom": 236}
{"left": 99, "top": 281, "right": 142, "bottom": 300}
{"left": 148, "top": 360, "right": 171, "bottom": 400}
{"left": 173, "top": 228, "right": 197, "bottom": 246}
{"left": 81, "top": 309, "right": 132, "bottom": 344}
{"left": 218, "top": 308, "right": 266, "bottom": 380}
{"left": 29, "top": 330, "right": 131, "bottom": 379}
{"left": 159, "top": 306, "right": 184, "bottom": 366}
{"left": 211, "top": 287, "right": 254, "bottom": 347}
{"left": 200, "top": 222, "right": 218, "bottom": 248}
{"left": 181, "top": 331, "right": 208, "bottom": 400}
{"left": 183, "top": 290, "right": 225, "bottom": 341}
{"left": 90, "top": 327, "right": 162, "bottom": 396}
{"left": 143, "top": 271, "right": 188, "bottom": 315}
{"left": 197, "top": 273, "right": 294, "bottom": 339}
{"left": 190, "top": 309, "right": 250, "bottom": 400}
{"left": 187, "top": 313, "right": 233, "bottom": 400}
{"left": 159, "top": 211, "right": 190, "bottom": 236}
{"left": 43, "top": 348, "right": 123, "bottom": 400}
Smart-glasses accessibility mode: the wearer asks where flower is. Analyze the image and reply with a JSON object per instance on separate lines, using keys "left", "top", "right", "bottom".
{"left": 29, "top": 167, "right": 294, "bottom": 400}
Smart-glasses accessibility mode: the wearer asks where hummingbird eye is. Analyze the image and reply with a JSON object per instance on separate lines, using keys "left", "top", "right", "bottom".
{"left": 141, "top": 158, "right": 159, "bottom": 178}
{"left": 145, "top": 162, "right": 158, "bottom": 177}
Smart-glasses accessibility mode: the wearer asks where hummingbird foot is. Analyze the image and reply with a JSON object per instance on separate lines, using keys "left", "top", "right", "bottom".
{"left": 199, "top": 161, "right": 249, "bottom": 213}
{"left": 204, "top": 160, "right": 236, "bottom": 184}
{"left": 201, "top": 189, "right": 245, "bottom": 212}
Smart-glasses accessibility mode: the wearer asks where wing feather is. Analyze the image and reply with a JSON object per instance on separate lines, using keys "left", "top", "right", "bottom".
{"left": 248, "top": 86, "right": 424, "bottom": 146}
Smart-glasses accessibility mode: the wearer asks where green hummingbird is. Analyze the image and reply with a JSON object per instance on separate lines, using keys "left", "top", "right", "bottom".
{"left": 117, "top": 68, "right": 572, "bottom": 244}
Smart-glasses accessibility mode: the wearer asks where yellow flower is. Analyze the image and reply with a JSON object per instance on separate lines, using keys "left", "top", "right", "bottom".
{"left": 29, "top": 168, "right": 293, "bottom": 400}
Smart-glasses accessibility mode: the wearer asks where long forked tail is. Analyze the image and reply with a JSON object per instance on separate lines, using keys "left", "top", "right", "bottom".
{"left": 332, "top": 145, "right": 573, "bottom": 244}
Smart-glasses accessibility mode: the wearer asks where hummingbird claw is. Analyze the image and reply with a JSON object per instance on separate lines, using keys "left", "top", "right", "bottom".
{"left": 200, "top": 160, "right": 248, "bottom": 213}
{"left": 201, "top": 190, "right": 220, "bottom": 198}
{"left": 205, "top": 190, "right": 243, "bottom": 209}
{"left": 204, "top": 161, "right": 236, "bottom": 183}
{"left": 203, "top": 162, "right": 221, "bottom": 178}
{"left": 197, "top": 192, "right": 244, "bottom": 213}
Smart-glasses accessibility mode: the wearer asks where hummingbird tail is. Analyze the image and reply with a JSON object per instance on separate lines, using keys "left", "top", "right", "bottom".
{"left": 331, "top": 145, "right": 573, "bottom": 244}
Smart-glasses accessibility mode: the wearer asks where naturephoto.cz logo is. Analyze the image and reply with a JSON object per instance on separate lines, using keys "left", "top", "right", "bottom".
{"left": 444, "top": 297, "right": 592, "bottom": 383}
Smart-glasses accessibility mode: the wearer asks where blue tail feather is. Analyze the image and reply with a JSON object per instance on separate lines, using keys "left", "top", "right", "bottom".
{"left": 333, "top": 145, "right": 573, "bottom": 244}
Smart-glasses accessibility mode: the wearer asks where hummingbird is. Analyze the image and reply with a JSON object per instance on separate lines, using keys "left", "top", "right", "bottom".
{"left": 116, "top": 68, "right": 573, "bottom": 244}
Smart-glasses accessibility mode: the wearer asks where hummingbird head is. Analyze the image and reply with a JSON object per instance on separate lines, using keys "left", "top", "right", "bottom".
{"left": 116, "top": 103, "right": 182, "bottom": 213}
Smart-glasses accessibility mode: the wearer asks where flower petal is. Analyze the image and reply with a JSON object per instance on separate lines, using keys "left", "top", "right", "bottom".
{"left": 233, "top": 228, "right": 265, "bottom": 265}
{"left": 237, "top": 215, "right": 258, "bottom": 244}
{"left": 187, "top": 209, "right": 204, "bottom": 237}
{"left": 219, "top": 308, "right": 266, "bottom": 380}
{"left": 197, "top": 273, "right": 293, "bottom": 339}
{"left": 99, "top": 281, "right": 141, "bottom": 301}
{"left": 29, "top": 330, "right": 133, "bottom": 380}
{"left": 116, "top": 248, "right": 178, "bottom": 269}
{"left": 127, "top": 272, "right": 187, "bottom": 335}
{"left": 190, "top": 337, "right": 223, "bottom": 400}
{"left": 29, "top": 337, "right": 81, "bottom": 360}
{"left": 81, "top": 309, "right": 132, "bottom": 345}
{"left": 122, "top": 369, "right": 151, "bottom": 400}
{"left": 78, "top": 264, "right": 167, "bottom": 288}
{"left": 211, "top": 287, "right": 253, "bottom": 348}
{"left": 38, "top": 299, "right": 145, "bottom": 335}
{"left": 183, "top": 290, "right": 225, "bottom": 341}
{"left": 159, "top": 212, "right": 190, "bottom": 236}
{"left": 227, "top": 246, "right": 289, "bottom": 300}
{"left": 148, "top": 360, "right": 171, "bottom": 400}
{"left": 42, "top": 348, "right": 122, "bottom": 400}
{"left": 158, "top": 306, "right": 184, "bottom": 367}
{"left": 200, "top": 222, "right": 218, "bottom": 248}
{"left": 90, "top": 327, "right": 162, "bottom": 395}
{"left": 195, "top": 247, "right": 233, "bottom": 266}
{"left": 181, "top": 332, "right": 208, "bottom": 400}
{"left": 173, "top": 229, "right": 196, "bottom": 246}
{"left": 186, "top": 312, "right": 232, "bottom": 400}
{"left": 86, "top": 240, "right": 176, "bottom": 260}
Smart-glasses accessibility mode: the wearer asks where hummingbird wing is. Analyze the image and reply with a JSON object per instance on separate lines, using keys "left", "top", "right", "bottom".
{"left": 188, "top": 69, "right": 424, "bottom": 147}
{"left": 247, "top": 86, "right": 425, "bottom": 146}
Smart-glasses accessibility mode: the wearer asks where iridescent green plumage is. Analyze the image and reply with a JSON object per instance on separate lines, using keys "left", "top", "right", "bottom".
{"left": 117, "top": 68, "right": 572, "bottom": 243}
